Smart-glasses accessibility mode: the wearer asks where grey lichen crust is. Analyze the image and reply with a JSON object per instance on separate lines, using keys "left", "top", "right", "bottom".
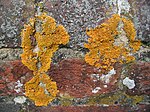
{"left": 44, "top": 0, "right": 150, "bottom": 50}
{"left": 53, "top": 48, "right": 85, "bottom": 64}
{"left": 0, "top": 0, "right": 35, "bottom": 48}
{"left": 0, "top": 48, "right": 22, "bottom": 61}
{"left": 44, "top": 0, "right": 107, "bottom": 49}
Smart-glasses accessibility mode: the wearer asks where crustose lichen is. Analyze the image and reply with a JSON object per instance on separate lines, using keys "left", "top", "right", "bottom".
{"left": 84, "top": 14, "right": 141, "bottom": 73}
{"left": 21, "top": 13, "right": 70, "bottom": 106}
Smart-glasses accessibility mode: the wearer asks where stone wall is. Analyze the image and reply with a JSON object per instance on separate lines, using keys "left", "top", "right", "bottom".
{"left": 0, "top": 0, "right": 150, "bottom": 112}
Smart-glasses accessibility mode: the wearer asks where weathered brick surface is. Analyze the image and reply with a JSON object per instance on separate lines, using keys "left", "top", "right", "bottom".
{"left": 49, "top": 59, "right": 121, "bottom": 98}
{"left": 0, "top": 59, "right": 121, "bottom": 98}
{"left": 44, "top": 0, "right": 150, "bottom": 49}
{"left": 28, "top": 105, "right": 150, "bottom": 112}
{"left": 0, "top": 103, "right": 21, "bottom": 112}
{"left": 1, "top": 0, "right": 149, "bottom": 48}
{"left": 44, "top": 0, "right": 106, "bottom": 49}
{"left": 129, "top": 0, "right": 150, "bottom": 43}
{"left": 0, "top": 60, "right": 32, "bottom": 95}
{"left": 0, "top": 48, "right": 22, "bottom": 61}
{"left": 0, "top": 59, "right": 150, "bottom": 111}
{"left": 125, "top": 62, "right": 150, "bottom": 95}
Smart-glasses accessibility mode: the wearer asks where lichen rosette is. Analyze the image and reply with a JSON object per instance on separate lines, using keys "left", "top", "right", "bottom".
{"left": 85, "top": 14, "right": 141, "bottom": 73}
{"left": 21, "top": 13, "right": 69, "bottom": 106}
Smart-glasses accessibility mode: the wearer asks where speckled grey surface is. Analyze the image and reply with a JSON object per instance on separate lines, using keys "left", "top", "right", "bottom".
{"left": 0, "top": 0, "right": 149, "bottom": 49}
{"left": 0, "top": 103, "right": 21, "bottom": 112}
{"left": 0, "top": 0, "right": 34, "bottom": 48}
{"left": 44, "top": 0, "right": 150, "bottom": 49}
{"left": 44, "top": 0, "right": 108, "bottom": 49}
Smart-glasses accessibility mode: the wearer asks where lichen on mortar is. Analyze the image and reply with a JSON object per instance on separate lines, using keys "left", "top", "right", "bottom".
{"left": 87, "top": 91, "right": 143, "bottom": 106}
{"left": 84, "top": 14, "right": 141, "bottom": 73}
{"left": 21, "top": 12, "right": 70, "bottom": 106}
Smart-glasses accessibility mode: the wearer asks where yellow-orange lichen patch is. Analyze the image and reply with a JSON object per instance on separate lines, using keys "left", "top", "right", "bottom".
{"left": 21, "top": 22, "right": 37, "bottom": 71}
{"left": 21, "top": 12, "right": 69, "bottom": 106}
{"left": 122, "top": 18, "right": 141, "bottom": 52}
{"left": 85, "top": 14, "right": 141, "bottom": 73}
{"left": 25, "top": 74, "right": 59, "bottom": 106}
{"left": 21, "top": 13, "right": 69, "bottom": 74}
{"left": 122, "top": 18, "right": 136, "bottom": 41}
{"left": 129, "top": 40, "right": 141, "bottom": 52}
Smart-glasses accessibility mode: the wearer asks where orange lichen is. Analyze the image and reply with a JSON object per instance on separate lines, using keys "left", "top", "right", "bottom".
{"left": 85, "top": 14, "right": 141, "bottom": 73}
{"left": 21, "top": 13, "right": 69, "bottom": 106}
{"left": 25, "top": 73, "right": 58, "bottom": 106}
{"left": 21, "top": 22, "right": 37, "bottom": 71}
{"left": 122, "top": 18, "right": 141, "bottom": 52}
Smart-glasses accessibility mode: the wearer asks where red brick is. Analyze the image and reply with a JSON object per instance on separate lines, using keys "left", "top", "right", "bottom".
{"left": 10, "top": 60, "right": 33, "bottom": 82}
{"left": 0, "top": 60, "right": 32, "bottom": 95}
{"left": 126, "top": 62, "right": 150, "bottom": 95}
{"left": 48, "top": 59, "right": 121, "bottom": 98}
{"left": 0, "top": 59, "right": 121, "bottom": 98}
{"left": 28, "top": 105, "right": 150, "bottom": 112}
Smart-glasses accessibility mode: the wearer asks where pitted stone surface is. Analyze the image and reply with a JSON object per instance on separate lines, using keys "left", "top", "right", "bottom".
{"left": 0, "top": 0, "right": 149, "bottom": 48}
{"left": 0, "top": 0, "right": 35, "bottom": 48}
{"left": 0, "top": 48, "right": 22, "bottom": 61}
{"left": 130, "top": 0, "right": 150, "bottom": 43}
{"left": 44, "top": 0, "right": 150, "bottom": 49}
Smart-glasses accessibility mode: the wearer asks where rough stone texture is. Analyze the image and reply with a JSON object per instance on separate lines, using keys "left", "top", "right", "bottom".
{"left": 27, "top": 105, "right": 150, "bottom": 112}
{"left": 0, "top": 103, "right": 21, "bottom": 112}
{"left": 44, "top": 0, "right": 106, "bottom": 49}
{"left": 45, "top": 0, "right": 105, "bottom": 49}
{"left": 125, "top": 62, "right": 150, "bottom": 95}
{"left": 0, "top": 0, "right": 35, "bottom": 48}
{"left": 0, "top": 48, "right": 22, "bottom": 61}
{"left": 129, "top": 0, "right": 150, "bottom": 43}
{"left": 0, "top": 48, "right": 84, "bottom": 62}
{"left": 53, "top": 48, "right": 85, "bottom": 64}
{"left": 0, "top": 0, "right": 149, "bottom": 48}
{"left": 137, "top": 46, "right": 150, "bottom": 62}
{"left": 44, "top": 0, "right": 150, "bottom": 49}
{"left": 139, "top": 51, "right": 150, "bottom": 62}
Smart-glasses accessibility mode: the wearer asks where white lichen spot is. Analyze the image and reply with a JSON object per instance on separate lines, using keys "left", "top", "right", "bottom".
{"left": 92, "top": 87, "right": 101, "bottom": 93}
{"left": 117, "top": 0, "right": 130, "bottom": 15}
{"left": 104, "top": 85, "right": 108, "bottom": 88}
{"left": 102, "top": 104, "right": 109, "bottom": 107}
{"left": 123, "top": 77, "right": 135, "bottom": 89}
{"left": 14, "top": 96, "right": 26, "bottom": 104}
{"left": 39, "top": 82, "right": 49, "bottom": 95}
{"left": 14, "top": 80, "right": 23, "bottom": 93}
{"left": 90, "top": 74, "right": 100, "bottom": 82}
{"left": 114, "top": 21, "right": 129, "bottom": 48}
{"left": 100, "top": 68, "right": 116, "bottom": 84}
{"left": 33, "top": 45, "right": 40, "bottom": 53}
